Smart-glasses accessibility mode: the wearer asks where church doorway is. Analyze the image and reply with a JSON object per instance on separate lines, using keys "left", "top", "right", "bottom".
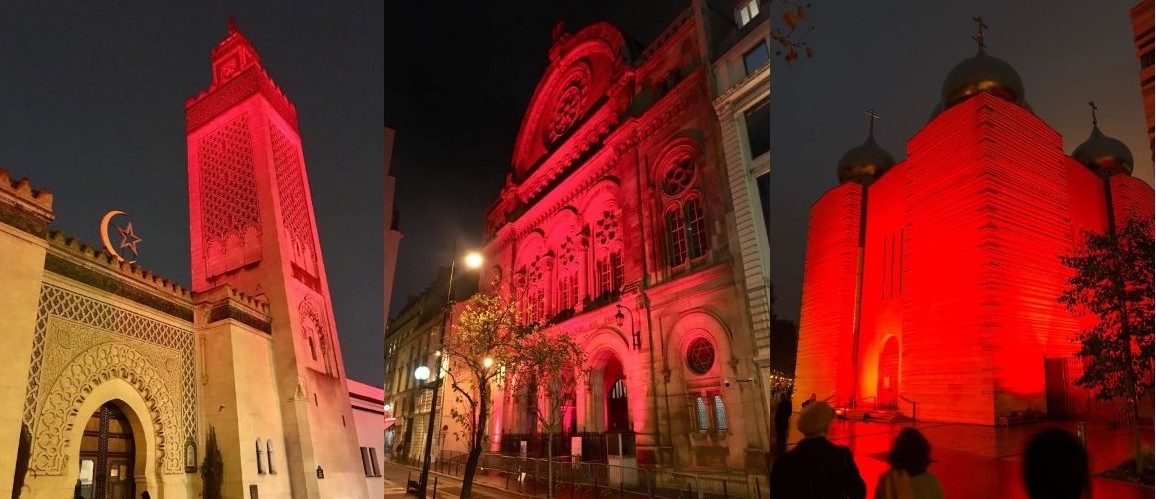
{"left": 877, "top": 337, "right": 899, "bottom": 409}
{"left": 78, "top": 402, "right": 136, "bottom": 499}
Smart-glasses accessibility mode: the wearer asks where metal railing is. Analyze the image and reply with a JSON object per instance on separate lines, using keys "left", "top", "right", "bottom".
{"left": 898, "top": 396, "right": 917, "bottom": 422}
{"left": 425, "top": 452, "right": 765, "bottom": 498}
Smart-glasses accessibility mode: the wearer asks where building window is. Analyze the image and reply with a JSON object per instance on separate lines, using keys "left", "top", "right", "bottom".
{"left": 370, "top": 448, "right": 381, "bottom": 477}
{"left": 256, "top": 439, "right": 265, "bottom": 474}
{"left": 745, "top": 100, "right": 770, "bottom": 159}
{"left": 743, "top": 42, "right": 770, "bottom": 75}
{"left": 713, "top": 395, "right": 728, "bottom": 430}
{"left": 667, "top": 208, "right": 688, "bottom": 266}
{"left": 686, "top": 337, "right": 716, "bottom": 375}
{"left": 735, "top": 0, "right": 760, "bottom": 27}
{"left": 757, "top": 172, "right": 770, "bottom": 242}
{"left": 267, "top": 440, "right": 276, "bottom": 474}
{"left": 558, "top": 272, "right": 578, "bottom": 311}
{"left": 685, "top": 199, "right": 707, "bottom": 260}
{"left": 595, "top": 251, "right": 623, "bottom": 297}
{"left": 610, "top": 378, "right": 627, "bottom": 399}
{"left": 695, "top": 397, "right": 709, "bottom": 431}
{"left": 361, "top": 447, "right": 374, "bottom": 477}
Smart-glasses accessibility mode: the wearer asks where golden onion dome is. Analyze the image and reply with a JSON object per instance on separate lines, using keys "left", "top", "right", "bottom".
{"left": 940, "top": 49, "right": 1026, "bottom": 110}
{"left": 837, "top": 133, "right": 896, "bottom": 184}
{"left": 1072, "top": 123, "right": 1134, "bottom": 176}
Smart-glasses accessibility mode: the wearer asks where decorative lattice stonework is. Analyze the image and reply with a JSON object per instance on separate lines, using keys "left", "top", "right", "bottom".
{"left": 547, "top": 70, "right": 589, "bottom": 144}
{"left": 686, "top": 337, "right": 715, "bottom": 375}
{"left": 199, "top": 113, "right": 261, "bottom": 250}
{"left": 22, "top": 284, "right": 195, "bottom": 475}
{"left": 270, "top": 124, "right": 317, "bottom": 272}
{"left": 661, "top": 155, "right": 697, "bottom": 197}
{"left": 594, "top": 210, "right": 619, "bottom": 247}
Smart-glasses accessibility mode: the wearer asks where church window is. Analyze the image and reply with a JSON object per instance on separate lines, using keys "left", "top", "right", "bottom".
{"left": 743, "top": 42, "right": 770, "bottom": 75}
{"left": 256, "top": 439, "right": 265, "bottom": 474}
{"left": 611, "top": 251, "right": 624, "bottom": 290}
{"left": 610, "top": 378, "right": 627, "bottom": 399}
{"left": 267, "top": 440, "right": 276, "bottom": 474}
{"left": 558, "top": 272, "right": 578, "bottom": 311}
{"left": 686, "top": 337, "right": 715, "bottom": 375}
{"left": 308, "top": 337, "right": 317, "bottom": 361}
{"left": 735, "top": 0, "right": 760, "bottom": 27}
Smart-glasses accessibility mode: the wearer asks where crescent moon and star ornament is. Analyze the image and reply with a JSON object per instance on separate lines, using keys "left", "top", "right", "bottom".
{"left": 100, "top": 210, "right": 143, "bottom": 263}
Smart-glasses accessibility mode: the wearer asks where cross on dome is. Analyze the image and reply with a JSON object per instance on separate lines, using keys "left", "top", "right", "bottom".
{"left": 972, "top": 16, "right": 988, "bottom": 53}
{"left": 866, "top": 107, "right": 881, "bottom": 136}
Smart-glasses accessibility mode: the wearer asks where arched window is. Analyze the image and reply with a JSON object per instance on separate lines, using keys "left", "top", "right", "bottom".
{"left": 666, "top": 208, "right": 688, "bottom": 266}
{"left": 267, "top": 439, "right": 276, "bottom": 474}
{"left": 256, "top": 439, "right": 265, "bottom": 474}
{"left": 685, "top": 198, "right": 707, "bottom": 259}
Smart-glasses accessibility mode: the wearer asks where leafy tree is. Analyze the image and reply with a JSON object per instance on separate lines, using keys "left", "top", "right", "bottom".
{"left": 442, "top": 292, "right": 535, "bottom": 499}
{"left": 200, "top": 427, "right": 224, "bottom": 499}
{"left": 508, "top": 332, "right": 589, "bottom": 499}
{"left": 1059, "top": 216, "right": 1154, "bottom": 473}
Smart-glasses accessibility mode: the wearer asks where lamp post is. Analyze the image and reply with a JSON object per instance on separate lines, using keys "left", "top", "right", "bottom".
{"left": 417, "top": 246, "right": 483, "bottom": 498}
{"left": 615, "top": 304, "right": 641, "bottom": 351}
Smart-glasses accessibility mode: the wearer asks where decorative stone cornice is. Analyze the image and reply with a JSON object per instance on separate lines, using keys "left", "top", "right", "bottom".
{"left": 0, "top": 169, "right": 54, "bottom": 237}
{"left": 194, "top": 284, "right": 272, "bottom": 334}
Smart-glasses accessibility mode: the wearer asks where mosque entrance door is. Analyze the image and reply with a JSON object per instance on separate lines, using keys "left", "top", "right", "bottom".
{"left": 78, "top": 402, "right": 135, "bottom": 499}
{"left": 877, "top": 338, "right": 899, "bottom": 409}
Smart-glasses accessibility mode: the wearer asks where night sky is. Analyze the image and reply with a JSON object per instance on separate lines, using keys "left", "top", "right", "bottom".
{"left": 383, "top": 2, "right": 685, "bottom": 315}
{"left": 769, "top": 0, "right": 1154, "bottom": 324}
{"left": 0, "top": 3, "right": 385, "bottom": 384}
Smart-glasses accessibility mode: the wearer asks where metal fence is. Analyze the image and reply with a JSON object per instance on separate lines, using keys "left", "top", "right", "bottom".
{"left": 425, "top": 451, "right": 767, "bottom": 499}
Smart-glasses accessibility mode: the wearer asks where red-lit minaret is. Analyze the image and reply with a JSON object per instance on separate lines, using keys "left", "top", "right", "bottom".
{"left": 185, "top": 20, "right": 368, "bottom": 498}
{"left": 795, "top": 21, "right": 1154, "bottom": 425}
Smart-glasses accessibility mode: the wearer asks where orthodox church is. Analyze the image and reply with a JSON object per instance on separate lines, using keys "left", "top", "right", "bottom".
{"left": 0, "top": 22, "right": 369, "bottom": 499}
{"left": 794, "top": 27, "right": 1154, "bottom": 425}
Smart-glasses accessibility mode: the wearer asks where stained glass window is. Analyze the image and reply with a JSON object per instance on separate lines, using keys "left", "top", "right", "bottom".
{"left": 687, "top": 338, "right": 715, "bottom": 375}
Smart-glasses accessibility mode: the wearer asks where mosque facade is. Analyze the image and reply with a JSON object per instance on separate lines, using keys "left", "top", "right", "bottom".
{"left": 794, "top": 32, "right": 1155, "bottom": 425}
{"left": 0, "top": 23, "right": 370, "bottom": 499}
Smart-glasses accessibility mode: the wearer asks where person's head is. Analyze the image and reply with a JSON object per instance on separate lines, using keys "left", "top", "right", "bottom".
{"left": 797, "top": 401, "right": 834, "bottom": 437}
{"left": 887, "top": 428, "right": 932, "bottom": 476}
{"left": 1023, "top": 428, "right": 1089, "bottom": 499}
{"left": 809, "top": 393, "right": 817, "bottom": 400}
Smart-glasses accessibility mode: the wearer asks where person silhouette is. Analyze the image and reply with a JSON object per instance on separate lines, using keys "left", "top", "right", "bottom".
{"left": 1022, "top": 428, "right": 1089, "bottom": 499}
{"left": 769, "top": 401, "right": 866, "bottom": 499}
{"left": 875, "top": 428, "right": 943, "bottom": 499}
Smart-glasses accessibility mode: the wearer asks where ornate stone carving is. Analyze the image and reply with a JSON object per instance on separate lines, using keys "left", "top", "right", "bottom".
{"left": 199, "top": 113, "right": 261, "bottom": 251}
{"left": 270, "top": 124, "right": 318, "bottom": 273}
{"left": 22, "top": 284, "right": 195, "bottom": 476}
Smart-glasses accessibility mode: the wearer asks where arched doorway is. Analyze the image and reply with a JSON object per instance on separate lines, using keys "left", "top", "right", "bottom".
{"left": 877, "top": 337, "right": 899, "bottom": 409}
{"left": 604, "top": 357, "right": 630, "bottom": 431}
{"left": 78, "top": 402, "right": 135, "bottom": 499}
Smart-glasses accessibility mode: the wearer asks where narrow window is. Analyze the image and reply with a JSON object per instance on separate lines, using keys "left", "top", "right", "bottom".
{"left": 694, "top": 397, "right": 709, "bottom": 432}
{"left": 267, "top": 439, "right": 276, "bottom": 474}
{"left": 256, "top": 439, "right": 265, "bottom": 474}
{"left": 685, "top": 199, "right": 707, "bottom": 259}
{"left": 611, "top": 251, "right": 624, "bottom": 290}
{"left": 360, "top": 447, "right": 372, "bottom": 476}
{"left": 370, "top": 448, "right": 381, "bottom": 477}
{"left": 667, "top": 209, "right": 687, "bottom": 266}
{"left": 743, "top": 42, "right": 770, "bottom": 75}
{"left": 308, "top": 337, "right": 317, "bottom": 361}
{"left": 713, "top": 395, "right": 728, "bottom": 431}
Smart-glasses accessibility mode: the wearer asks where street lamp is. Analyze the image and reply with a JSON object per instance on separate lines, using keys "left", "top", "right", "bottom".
{"left": 615, "top": 304, "right": 641, "bottom": 351}
{"left": 417, "top": 246, "right": 483, "bottom": 498}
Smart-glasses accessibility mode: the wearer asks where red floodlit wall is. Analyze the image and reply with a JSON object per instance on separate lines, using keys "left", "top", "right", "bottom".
{"left": 795, "top": 182, "right": 862, "bottom": 406}
{"left": 856, "top": 164, "right": 906, "bottom": 408}
{"left": 1109, "top": 174, "right": 1156, "bottom": 224}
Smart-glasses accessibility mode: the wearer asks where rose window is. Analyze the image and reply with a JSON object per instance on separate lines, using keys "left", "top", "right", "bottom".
{"left": 595, "top": 211, "right": 619, "bottom": 246}
{"left": 686, "top": 338, "right": 715, "bottom": 375}
{"left": 661, "top": 155, "right": 697, "bottom": 196}
{"left": 548, "top": 75, "right": 588, "bottom": 143}
{"left": 560, "top": 236, "right": 578, "bottom": 269}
